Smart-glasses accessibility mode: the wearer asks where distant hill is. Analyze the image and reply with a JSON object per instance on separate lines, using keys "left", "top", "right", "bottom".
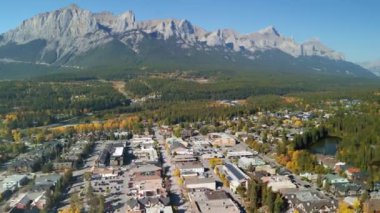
{"left": 360, "top": 59, "right": 380, "bottom": 76}
{"left": 0, "top": 4, "right": 375, "bottom": 79}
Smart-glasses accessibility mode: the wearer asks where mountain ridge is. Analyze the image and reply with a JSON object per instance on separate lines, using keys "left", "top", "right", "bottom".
{"left": 0, "top": 4, "right": 375, "bottom": 79}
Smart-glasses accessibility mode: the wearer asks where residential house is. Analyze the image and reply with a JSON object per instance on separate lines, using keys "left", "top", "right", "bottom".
{"left": 283, "top": 188, "right": 338, "bottom": 213}
{"left": 323, "top": 174, "right": 349, "bottom": 187}
{"left": 2, "top": 174, "right": 28, "bottom": 190}
{"left": 331, "top": 182, "right": 365, "bottom": 197}
{"left": 345, "top": 167, "right": 361, "bottom": 180}
{"left": 34, "top": 173, "right": 61, "bottom": 188}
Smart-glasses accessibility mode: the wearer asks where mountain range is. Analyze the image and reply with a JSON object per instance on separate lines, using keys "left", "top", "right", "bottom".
{"left": 360, "top": 59, "right": 380, "bottom": 77}
{"left": 0, "top": 4, "right": 376, "bottom": 79}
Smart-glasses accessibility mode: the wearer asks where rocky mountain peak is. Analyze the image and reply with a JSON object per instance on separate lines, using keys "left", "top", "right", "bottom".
{"left": 0, "top": 5, "right": 348, "bottom": 65}
{"left": 258, "top": 25, "right": 280, "bottom": 37}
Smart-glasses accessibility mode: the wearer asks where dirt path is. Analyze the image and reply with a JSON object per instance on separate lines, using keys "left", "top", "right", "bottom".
{"left": 109, "top": 80, "right": 129, "bottom": 98}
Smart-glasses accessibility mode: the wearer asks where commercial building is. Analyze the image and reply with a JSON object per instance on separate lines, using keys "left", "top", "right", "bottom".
{"left": 227, "top": 151, "right": 257, "bottom": 158}
{"left": 185, "top": 177, "right": 216, "bottom": 191}
{"left": 255, "top": 164, "right": 276, "bottom": 175}
{"left": 208, "top": 133, "right": 236, "bottom": 147}
{"left": 110, "top": 146, "right": 125, "bottom": 166}
{"left": 132, "top": 164, "right": 165, "bottom": 198}
{"left": 189, "top": 190, "right": 240, "bottom": 213}
{"left": 133, "top": 147, "right": 159, "bottom": 165}
{"left": 261, "top": 175, "right": 297, "bottom": 192}
{"left": 178, "top": 162, "right": 205, "bottom": 176}
{"left": 238, "top": 157, "right": 266, "bottom": 170}
{"left": 130, "top": 136, "right": 155, "bottom": 149}
{"left": 222, "top": 163, "right": 250, "bottom": 192}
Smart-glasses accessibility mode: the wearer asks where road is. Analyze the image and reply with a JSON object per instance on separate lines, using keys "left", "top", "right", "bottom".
{"left": 154, "top": 127, "right": 192, "bottom": 213}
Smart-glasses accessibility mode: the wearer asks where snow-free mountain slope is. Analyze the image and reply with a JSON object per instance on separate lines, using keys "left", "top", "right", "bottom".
{"left": 0, "top": 4, "right": 375, "bottom": 78}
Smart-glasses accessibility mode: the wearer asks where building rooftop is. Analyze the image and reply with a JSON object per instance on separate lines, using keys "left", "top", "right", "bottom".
{"left": 190, "top": 190, "right": 240, "bottom": 213}
{"left": 178, "top": 161, "right": 204, "bottom": 170}
{"left": 135, "top": 164, "right": 161, "bottom": 173}
{"left": 2, "top": 174, "right": 27, "bottom": 183}
{"left": 112, "top": 147, "right": 124, "bottom": 157}
{"left": 223, "top": 163, "right": 249, "bottom": 181}
{"left": 185, "top": 177, "right": 215, "bottom": 185}
{"left": 35, "top": 174, "right": 61, "bottom": 186}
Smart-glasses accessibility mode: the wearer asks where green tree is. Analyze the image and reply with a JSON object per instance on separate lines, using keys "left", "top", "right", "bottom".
{"left": 274, "top": 194, "right": 284, "bottom": 213}
{"left": 266, "top": 187, "right": 274, "bottom": 213}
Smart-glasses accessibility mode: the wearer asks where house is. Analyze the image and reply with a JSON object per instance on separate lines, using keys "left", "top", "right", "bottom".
{"left": 261, "top": 175, "right": 297, "bottom": 192}
{"left": 178, "top": 161, "right": 205, "bottom": 176}
{"left": 34, "top": 173, "right": 61, "bottom": 188}
{"left": 323, "top": 174, "right": 349, "bottom": 186}
{"left": 345, "top": 167, "right": 361, "bottom": 180}
{"left": 185, "top": 177, "right": 216, "bottom": 191}
{"left": 2, "top": 174, "right": 28, "bottom": 190}
{"left": 331, "top": 182, "right": 364, "bottom": 197}
{"left": 222, "top": 163, "right": 250, "bottom": 192}
{"left": 208, "top": 133, "right": 236, "bottom": 147}
{"left": 299, "top": 173, "right": 319, "bottom": 181}
{"left": 31, "top": 192, "right": 47, "bottom": 210}
{"left": 238, "top": 157, "right": 266, "bottom": 170}
{"left": 0, "top": 187, "right": 11, "bottom": 200}
{"left": 283, "top": 189, "right": 338, "bottom": 213}
{"left": 334, "top": 162, "right": 347, "bottom": 173}
{"left": 16, "top": 195, "right": 31, "bottom": 210}
{"left": 189, "top": 190, "right": 240, "bottom": 213}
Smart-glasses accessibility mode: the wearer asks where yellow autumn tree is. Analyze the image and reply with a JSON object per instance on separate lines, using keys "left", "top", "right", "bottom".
{"left": 337, "top": 201, "right": 355, "bottom": 213}
{"left": 12, "top": 129, "right": 22, "bottom": 142}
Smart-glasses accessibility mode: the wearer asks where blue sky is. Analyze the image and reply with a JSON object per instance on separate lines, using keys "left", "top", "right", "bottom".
{"left": 0, "top": 0, "right": 379, "bottom": 62}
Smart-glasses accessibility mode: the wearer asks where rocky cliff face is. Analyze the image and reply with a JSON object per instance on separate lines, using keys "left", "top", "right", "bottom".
{"left": 0, "top": 4, "right": 345, "bottom": 65}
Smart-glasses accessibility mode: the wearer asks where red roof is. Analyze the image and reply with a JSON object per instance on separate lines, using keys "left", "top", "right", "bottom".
{"left": 347, "top": 167, "right": 360, "bottom": 174}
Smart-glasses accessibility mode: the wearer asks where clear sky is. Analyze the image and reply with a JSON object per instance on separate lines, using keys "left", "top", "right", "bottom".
{"left": 0, "top": 0, "right": 379, "bottom": 62}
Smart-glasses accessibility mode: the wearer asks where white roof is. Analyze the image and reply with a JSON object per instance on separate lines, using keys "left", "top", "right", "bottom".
{"left": 112, "top": 147, "right": 124, "bottom": 157}
{"left": 3, "top": 174, "right": 27, "bottom": 183}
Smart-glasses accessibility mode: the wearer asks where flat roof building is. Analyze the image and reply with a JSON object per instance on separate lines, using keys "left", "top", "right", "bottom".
{"left": 185, "top": 177, "right": 216, "bottom": 191}
{"left": 189, "top": 190, "right": 240, "bottom": 213}
{"left": 222, "top": 163, "right": 250, "bottom": 192}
